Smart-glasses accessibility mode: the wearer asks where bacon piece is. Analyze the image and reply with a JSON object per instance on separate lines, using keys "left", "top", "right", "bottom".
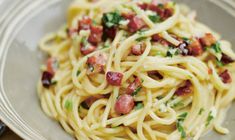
{"left": 122, "top": 12, "right": 135, "bottom": 20}
{"left": 88, "top": 25, "right": 103, "bottom": 45}
{"left": 80, "top": 44, "right": 96, "bottom": 55}
{"left": 126, "top": 77, "right": 142, "bottom": 95}
{"left": 175, "top": 80, "right": 193, "bottom": 96}
{"left": 41, "top": 71, "right": 53, "bottom": 88}
{"left": 137, "top": 3, "right": 148, "bottom": 10}
{"left": 219, "top": 70, "right": 232, "bottom": 84}
{"left": 148, "top": 4, "right": 164, "bottom": 18}
{"left": 86, "top": 53, "right": 107, "bottom": 75}
{"left": 106, "top": 71, "right": 123, "bottom": 86}
{"left": 46, "top": 57, "right": 58, "bottom": 75}
{"left": 115, "top": 94, "right": 135, "bottom": 114}
{"left": 131, "top": 43, "right": 145, "bottom": 55}
{"left": 208, "top": 68, "right": 212, "bottom": 75}
{"left": 78, "top": 16, "right": 92, "bottom": 31}
{"left": 151, "top": 34, "right": 170, "bottom": 46}
{"left": 151, "top": 34, "right": 162, "bottom": 42}
{"left": 162, "top": 8, "right": 174, "bottom": 20}
{"left": 199, "top": 33, "right": 217, "bottom": 47}
{"left": 221, "top": 53, "right": 235, "bottom": 64}
{"left": 128, "top": 16, "right": 146, "bottom": 33}
{"left": 103, "top": 26, "right": 117, "bottom": 40}
{"left": 188, "top": 39, "right": 203, "bottom": 56}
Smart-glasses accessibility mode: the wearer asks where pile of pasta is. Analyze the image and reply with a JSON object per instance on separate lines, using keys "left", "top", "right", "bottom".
{"left": 37, "top": 0, "right": 235, "bottom": 139}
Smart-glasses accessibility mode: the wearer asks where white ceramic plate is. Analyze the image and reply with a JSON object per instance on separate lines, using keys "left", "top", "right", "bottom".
{"left": 0, "top": 0, "right": 235, "bottom": 139}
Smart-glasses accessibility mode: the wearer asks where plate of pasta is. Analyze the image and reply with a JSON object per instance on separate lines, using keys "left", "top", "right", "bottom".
{"left": 1, "top": 0, "right": 235, "bottom": 140}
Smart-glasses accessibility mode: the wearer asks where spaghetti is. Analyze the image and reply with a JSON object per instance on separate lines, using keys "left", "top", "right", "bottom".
{"left": 37, "top": 0, "right": 235, "bottom": 140}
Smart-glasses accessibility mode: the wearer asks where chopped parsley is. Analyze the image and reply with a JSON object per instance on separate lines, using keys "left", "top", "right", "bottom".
{"left": 51, "top": 80, "right": 57, "bottom": 85}
{"left": 206, "top": 111, "right": 214, "bottom": 127}
{"left": 166, "top": 47, "right": 179, "bottom": 57}
{"left": 156, "top": 96, "right": 164, "bottom": 100}
{"left": 176, "top": 112, "right": 188, "bottom": 139}
{"left": 136, "top": 36, "right": 147, "bottom": 42}
{"left": 135, "top": 102, "right": 144, "bottom": 110}
{"left": 176, "top": 121, "right": 186, "bottom": 139}
{"left": 137, "top": 30, "right": 146, "bottom": 35}
{"left": 148, "top": 14, "right": 161, "bottom": 23}
{"left": 103, "top": 44, "right": 110, "bottom": 48}
{"left": 81, "top": 37, "right": 89, "bottom": 47}
{"left": 102, "top": 11, "right": 123, "bottom": 28}
{"left": 198, "top": 108, "right": 205, "bottom": 115}
{"left": 178, "top": 112, "right": 188, "bottom": 121}
{"left": 132, "top": 87, "right": 142, "bottom": 96}
{"left": 65, "top": 100, "right": 73, "bottom": 111}
{"left": 172, "top": 102, "right": 184, "bottom": 108}
{"left": 211, "top": 42, "right": 222, "bottom": 53}
{"left": 76, "top": 70, "right": 81, "bottom": 76}
{"left": 216, "top": 59, "right": 224, "bottom": 67}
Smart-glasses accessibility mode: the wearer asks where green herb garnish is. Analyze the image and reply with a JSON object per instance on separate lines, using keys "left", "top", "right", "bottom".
{"left": 135, "top": 102, "right": 144, "bottom": 110}
{"left": 176, "top": 121, "right": 186, "bottom": 139}
{"left": 172, "top": 102, "right": 184, "bottom": 108}
{"left": 148, "top": 14, "right": 161, "bottom": 23}
{"left": 136, "top": 36, "right": 147, "bottom": 42}
{"left": 65, "top": 100, "right": 73, "bottom": 111}
{"left": 198, "top": 108, "right": 205, "bottom": 115}
{"left": 176, "top": 112, "right": 188, "bottom": 138}
{"left": 76, "top": 70, "right": 81, "bottom": 76}
{"left": 216, "top": 59, "right": 224, "bottom": 67}
{"left": 51, "top": 80, "right": 58, "bottom": 85}
{"left": 211, "top": 42, "right": 222, "bottom": 53}
{"left": 178, "top": 112, "right": 188, "bottom": 121}
{"left": 102, "top": 12, "right": 123, "bottom": 28}
{"left": 206, "top": 111, "right": 214, "bottom": 127}
{"left": 132, "top": 87, "right": 142, "bottom": 96}
{"left": 166, "top": 47, "right": 179, "bottom": 57}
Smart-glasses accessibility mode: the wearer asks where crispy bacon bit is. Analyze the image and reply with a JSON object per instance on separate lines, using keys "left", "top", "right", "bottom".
{"left": 131, "top": 43, "right": 145, "bottom": 55}
{"left": 219, "top": 70, "right": 232, "bottom": 84}
{"left": 115, "top": 94, "right": 135, "bottom": 114}
{"left": 151, "top": 34, "right": 162, "bottom": 42}
{"left": 221, "top": 53, "right": 235, "bottom": 64}
{"left": 106, "top": 71, "right": 123, "bottom": 86}
{"left": 128, "top": 16, "right": 146, "bottom": 33}
{"left": 41, "top": 71, "right": 53, "bottom": 88}
{"left": 80, "top": 44, "right": 96, "bottom": 55}
{"left": 126, "top": 77, "right": 142, "bottom": 95}
{"left": 87, "top": 53, "right": 107, "bottom": 74}
{"left": 78, "top": 16, "right": 92, "bottom": 31}
{"left": 162, "top": 8, "right": 174, "bottom": 20}
{"left": 137, "top": 3, "right": 148, "bottom": 10}
{"left": 103, "top": 26, "right": 117, "bottom": 40}
{"left": 208, "top": 68, "right": 212, "bottom": 75}
{"left": 188, "top": 40, "right": 203, "bottom": 56}
{"left": 148, "top": 4, "right": 164, "bottom": 18}
{"left": 175, "top": 80, "right": 193, "bottom": 96}
{"left": 46, "top": 57, "right": 58, "bottom": 75}
{"left": 151, "top": 34, "right": 171, "bottom": 46}
{"left": 122, "top": 12, "right": 135, "bottom": 20}
{"left": 67, "top": 28, "right": 78, "bottom": 37}
{"left": 88, "top": 25, "right": 103, "bottom": 45}
{"left": 199, "top": 33, "right": 217, "bottom": 47}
